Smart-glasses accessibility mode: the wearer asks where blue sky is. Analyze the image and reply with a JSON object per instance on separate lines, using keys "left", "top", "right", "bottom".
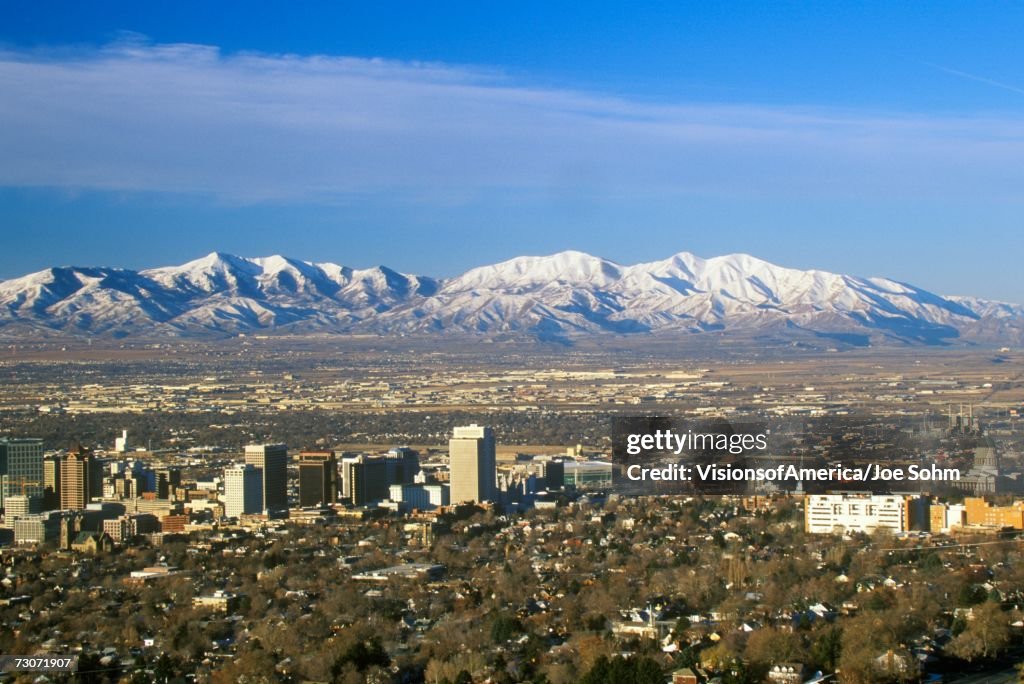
{"left": 1, "top": 2, "right": 1023, "bottom": 301}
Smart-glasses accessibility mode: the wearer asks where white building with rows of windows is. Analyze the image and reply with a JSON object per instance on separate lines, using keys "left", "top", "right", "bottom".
{"left": 804, "top": 493, "right": 926, "bottom": 534}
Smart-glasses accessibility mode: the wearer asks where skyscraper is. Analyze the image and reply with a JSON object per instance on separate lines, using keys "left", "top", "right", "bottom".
{"left": 299, "top": 451, "right": 337, "bottom": 507}
{"left": 244, "top": 443, "right": 288, "bottom": 514}
{"left": 224, "top": 464, "right": 263, "bottom": 518}
{"left": 449, "top": 424, "right": 496, "bottom": 504}
{"left": 341, "top": 455, "right": 389, "bottom": 506}
{"left": 385, "top": 447, "right": 420, "bottom": 485}
{"left": 0, "top": 438, "right": 44, "bottom": 514}
{"left": 156, "top": 468, "right": 181, "bottom": 500}
{"left": 60, "top": 443, "right": 94, "bottom": 511}
{"left": 43, "top": 454, "right": 61, "bottom": 510}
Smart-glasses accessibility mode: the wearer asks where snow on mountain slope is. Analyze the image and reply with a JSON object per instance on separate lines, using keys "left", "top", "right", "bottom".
{"left": 947, "top": 296, "right": 1024, "bottom": 320}
{"left": 0, "top": 250, "right": 1018, "bottom": 344}
{"left": 0, "top": 252, "right": 434, "bottom": 335}
{"left": 0, "top": 266, "right": 188, "bottom": 334}
{"left": 446, "top": 251, "right": 624, "bottom": 292}
{"left": 377, "top": 251, "right": 985, "bottom": 342}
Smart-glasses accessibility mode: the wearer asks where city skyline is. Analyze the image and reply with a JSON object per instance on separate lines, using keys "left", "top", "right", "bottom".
{"left": 2, "top": 334, "right": 1023, "bottom": 680}
{"left": 1, "top": 3, "right": 1024, "bottom": 300}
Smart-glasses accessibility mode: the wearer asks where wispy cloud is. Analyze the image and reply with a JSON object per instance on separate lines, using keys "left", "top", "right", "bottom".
{"left": 1, "top": 38, "right": 1023, "bottom": 203}
{"left": 922, "top": 59, "right": 1024, "bottom": 97}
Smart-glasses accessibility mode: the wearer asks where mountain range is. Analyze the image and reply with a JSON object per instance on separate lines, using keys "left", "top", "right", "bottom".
{"left": 1, "top": 250, "right": 1021, "bottom": 346}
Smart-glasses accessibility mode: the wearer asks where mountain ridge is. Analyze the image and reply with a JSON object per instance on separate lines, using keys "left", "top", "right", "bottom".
{"left": 1, "top": 250, "right": 1020, "bottom": 346}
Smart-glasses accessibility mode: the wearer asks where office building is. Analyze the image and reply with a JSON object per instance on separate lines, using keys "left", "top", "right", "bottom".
{"left": 449, "top": 424, "right": 496, "bottom": 504}
{"left": 224, "top": 464, "right": 263, "bottom": 518}
{"left": 103, "top": 514, "right": 158, "bottom": 543}
{"left": 385, "top": 447, "right": 420, "bottom": 485}
{"left": 388, "top": 483, "right": 450, "bottom": 511}
{"left": 963, "top": 497, "right": 1024, "bottom": 529}
{"left": 930, "top": 503, "right": 967, "bottom": 533}
{"left": 543, "top": 459, "right": 565, "bottom": 491}
{"left": 115, "top": 430, "right": 128, "bottom": 453}
{"left": 61, "top": 444, "right": 95, "bottom": 511}
{"left": 156, "top": 468, "right": 181, "bottom": 499}
{"left": 299, "top": 451, "right": 337, "bottom": 507}
{"left": 244, "top": 443, "right": 288, "bottom": 514}
{"left": 43, "top": 454, "right": 61, "bottom": 510}
{"left": 805, "top": 493, "right": 928, "bottom": 534}
{"left": 14, "top": 512, "right": 61, "bottom": 545}
{"left": 342, "top": 454, "right": 389, "bottom": 506}
{"left": 4, "top": 494, "right": 40, "bottom": 520}
{"left": 0, "top": 437, "right": 44, "bottom": 513}
{"left": 515, "top": 456, "right": 565, "bottom": 491}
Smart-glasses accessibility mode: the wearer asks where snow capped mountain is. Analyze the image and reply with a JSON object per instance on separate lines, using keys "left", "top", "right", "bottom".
{"left": 447, "top": 251, "right": 624, "bottom": 291}
{"left": 0, "top": 252, "right": 437, "bottom": 336}
{"left": 0, "top": 250, "right": 1019, "bottom": 345}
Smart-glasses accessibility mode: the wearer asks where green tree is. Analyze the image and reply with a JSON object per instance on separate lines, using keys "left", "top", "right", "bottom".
{"left": 490, "top": 612, "right": 523, "bottom": 644}
{"left": 579, "top": 655, "right": 664, "bottom": 684}
{"left": 957, "top": 583, "right": 988, "bottom": 607}
{"left": 811, "top": 626, "right": 842, "bottom": 672}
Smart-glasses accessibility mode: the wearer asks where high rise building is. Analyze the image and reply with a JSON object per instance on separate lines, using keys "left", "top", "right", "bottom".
{"left": 385, "top": 447, "right": 421, "bottom": 485}
{"left": 449, "top": 424, "right": 496, "bottom": 504}
{"left": 224, "top": 464, "right": 263, "bottom": 518}
{"left": 4, "top": 494, "right": 40, "bottom": 520}
{"left": 42, "top": 455, "right": 61, "bottom": 511}
{"left": 0, "top": 437, "right": 44, "bottom": 513}
{"left": 113, "top": 477, "right": 139, "bottom": 499}
{"left": 244, "top": 444, "right": 288, "bottom": 514}
{"left": 156, "top": 468, "right": 181, "bottom": 499}
{"left": 299, "top": 451, "right": 337, "bottom": 507}
{"left": 61, "top": 444, "right": 95, "bottom": 511}
{"left": 341, "top": 455, "right": 388, "bottom": 506}
{"left": 524, "top": 456, "right": 565, "bottom": 491}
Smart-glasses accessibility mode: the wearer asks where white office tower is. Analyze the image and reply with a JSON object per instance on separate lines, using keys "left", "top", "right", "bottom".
{"left": 224, "top": 464, "right": 263, "bottom": 518}
{"left": 449, "top": 424, "right": 496, "bottom": 504}
{"left": 4, "top": 494, "right": 40, "bottom": 520}
{"left": 244, "top": 443, "right": 288, "bottom": 514}
{"left": 115, "top": 430, "right": 128, "bottom": 453}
